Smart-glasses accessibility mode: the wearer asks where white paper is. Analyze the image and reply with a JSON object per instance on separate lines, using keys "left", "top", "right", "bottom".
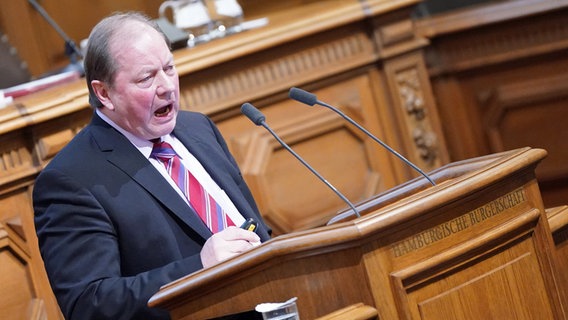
{"left": 240, "top": 17, "right": 269, "bottom": 31}
{"left": 175, "top": 2, "right": 211, "bottom": 28}
{"left": 214, "top": 0, "right": 243, "bottom": 18}
{"left": 255, "top": 297, "right": 298, "bottom": 313}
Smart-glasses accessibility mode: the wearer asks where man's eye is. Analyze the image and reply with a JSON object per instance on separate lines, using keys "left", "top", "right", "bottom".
{"left": 139, "top": 75, "right": 152, "bottom": 83}
{"left": 165, "top": 65, "right": 176, "bottom": 74}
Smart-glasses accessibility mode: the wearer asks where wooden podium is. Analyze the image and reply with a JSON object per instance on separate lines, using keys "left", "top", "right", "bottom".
{"left": 148, "top": 147, "right": 567, "bottom": 320}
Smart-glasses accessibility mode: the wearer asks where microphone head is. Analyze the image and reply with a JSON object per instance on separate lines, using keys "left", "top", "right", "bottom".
{"left": 289, "top": 87, "right": 317, "bottom": 106}
{"left": 241, "top": 103, "right": 266, "bottom": 126}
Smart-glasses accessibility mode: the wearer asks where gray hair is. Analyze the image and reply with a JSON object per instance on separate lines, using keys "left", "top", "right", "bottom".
{"left": 83, "top": 12, "right": 170, "bottom": 108}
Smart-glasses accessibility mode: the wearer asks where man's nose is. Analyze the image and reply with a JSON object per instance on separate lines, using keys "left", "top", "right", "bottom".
{"left": 156, "top": 71, "right": 175, "bottom": 96}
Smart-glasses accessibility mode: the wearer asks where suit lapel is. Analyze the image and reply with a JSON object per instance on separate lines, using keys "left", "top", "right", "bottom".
{"left": 89, "top": 114, "right": 213, "bottom": 240}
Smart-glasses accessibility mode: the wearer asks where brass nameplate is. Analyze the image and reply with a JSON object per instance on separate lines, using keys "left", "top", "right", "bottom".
{"left": 391, "top": 188, "right": 527, "bottom": 257}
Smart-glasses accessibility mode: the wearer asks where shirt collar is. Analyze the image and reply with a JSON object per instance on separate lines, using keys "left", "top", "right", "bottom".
{"left": 96, "top": 108, "right": 158, "bottom": 159}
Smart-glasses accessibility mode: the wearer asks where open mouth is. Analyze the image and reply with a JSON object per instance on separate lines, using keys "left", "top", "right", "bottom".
{"left": 154, "top": 104, "right": 172, "bottom": 117}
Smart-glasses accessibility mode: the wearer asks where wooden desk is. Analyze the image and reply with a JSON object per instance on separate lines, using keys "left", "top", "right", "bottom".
{"left": 149, "top": 148, "right": 568, "bottom": 319}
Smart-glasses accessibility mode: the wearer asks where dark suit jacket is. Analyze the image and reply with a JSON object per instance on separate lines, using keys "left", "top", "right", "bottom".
{"left": 33, "top": 111, "right": 271, "bottom": 320}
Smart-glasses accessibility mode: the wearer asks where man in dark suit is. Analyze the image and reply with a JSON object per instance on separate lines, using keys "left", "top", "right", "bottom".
{"left": 33, "top": 12, "right": 270, "bottom": 320}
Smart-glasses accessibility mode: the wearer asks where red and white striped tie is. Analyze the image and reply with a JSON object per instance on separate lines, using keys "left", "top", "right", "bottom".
{"left": 151, "top": 141, "right": 235, "bottom": 233}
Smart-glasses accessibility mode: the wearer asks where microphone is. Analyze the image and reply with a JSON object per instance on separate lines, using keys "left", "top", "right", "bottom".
{"left": 28, "top": 0, "right": 84, "bottom": 77}
{"left": 289, "top": 87, "right": 436, "bottom": 186}
{"left": 241, "top": 102, "right": 361, "bottom": 218}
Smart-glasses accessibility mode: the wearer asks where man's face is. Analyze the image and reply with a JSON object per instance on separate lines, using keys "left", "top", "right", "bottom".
{"left": 96, "top": 23, "right": 180, "bottom": 140}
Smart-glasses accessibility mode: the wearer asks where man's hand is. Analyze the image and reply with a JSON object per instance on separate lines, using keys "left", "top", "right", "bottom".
{"left": 200, "top": 226, "right": 261, "bottom": 268}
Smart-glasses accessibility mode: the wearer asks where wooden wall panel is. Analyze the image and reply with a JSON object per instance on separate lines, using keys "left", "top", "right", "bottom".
{"left": 222, "top": 76, "right": 389, "bottom": 234}
{"left": 547, "top": 205, "right": 568, "bottom": 303}
{"left": 1, "top": 216, "right": 53, "bottom": 320}
{"left": 0, "top": 94, "right": 91, "bottom": 320}
{"left": 0, "top": 186, "right": 64, "bottom": 320}
{"left": 418, "top": 0, "right": 568, "bottom": 208}
{"left": 0, "top": 221, "right": 36, "bottom": 320}
{"left": 382, "top": 50, "right": 448, "bottom": 171}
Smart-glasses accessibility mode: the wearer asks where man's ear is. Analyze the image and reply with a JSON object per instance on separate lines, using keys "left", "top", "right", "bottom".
{"left": 91, "top": 80, "right": 115, "bottom": 111}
